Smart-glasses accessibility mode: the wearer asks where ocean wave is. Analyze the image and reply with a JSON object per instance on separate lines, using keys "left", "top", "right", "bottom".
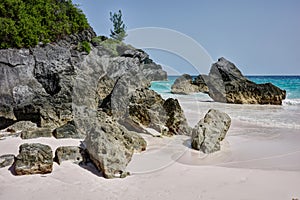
{"left": 283, "top": 99, "right": 300, "bottom": 106}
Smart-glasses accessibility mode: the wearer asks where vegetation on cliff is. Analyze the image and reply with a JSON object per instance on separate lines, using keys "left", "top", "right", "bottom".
{"left": 0, "top": 0, "right": 89, "bottom": 48}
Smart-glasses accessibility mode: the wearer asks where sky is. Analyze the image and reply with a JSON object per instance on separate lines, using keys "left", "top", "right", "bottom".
{"left": 73, "top": 0, "right": 300, "bottom": 75}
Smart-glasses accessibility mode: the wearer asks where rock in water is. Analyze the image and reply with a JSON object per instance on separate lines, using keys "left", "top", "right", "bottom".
{"left": 171, "top": 74, "right": 208, "bottom": 94}
{"left": 0, "top": 154, "right": 15, "bottom": 168}
{"left": 206, "top": 57, "right": 286, "bottom": 105}
{"left": 171, "top": 74, "right": 199, "bottom": 94}
{"left": 14, "top": 143, "right": 53, "bottom": 175}
{"left": 191, "top": 109, "right": 231, "bottom": 153}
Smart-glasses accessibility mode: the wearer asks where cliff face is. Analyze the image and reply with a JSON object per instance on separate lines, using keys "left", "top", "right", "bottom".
{"left": 0, "top": 27, "right": 169, "bottom": 178}
{"left": 0, "top": 28, "right": 167, "bottom": 130}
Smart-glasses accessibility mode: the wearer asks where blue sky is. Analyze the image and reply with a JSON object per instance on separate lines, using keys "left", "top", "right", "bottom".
{"left": 73, "top": 0, "right": 300, "bottom": 75}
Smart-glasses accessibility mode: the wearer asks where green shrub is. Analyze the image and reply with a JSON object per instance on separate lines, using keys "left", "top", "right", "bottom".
{"left": 0, "top": 0, "right": 90, "bottom": 48}
{"left": 78, "top": 41, "right": 91, "bottom": 53}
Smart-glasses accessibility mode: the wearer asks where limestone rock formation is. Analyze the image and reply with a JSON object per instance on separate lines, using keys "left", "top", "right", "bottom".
{"left": 206, "top": 57, "right": 286, "bottom": 105}
{"left": 191, "top": 109, "right": 231, "bottom": 153}
{"left": 14, "top": 143, "right": 53, "bottom": 175}
{"left": 171, "top": 74, "right": 209, "bottom": 94}
{"left": 0, "top": 154, "right": 15, "bottom": 168}
{"left": 84, "top": 111, "right": 146, "bottom": 179}
{"left": 128, "top": 88, "right": 191, "bottom": 136}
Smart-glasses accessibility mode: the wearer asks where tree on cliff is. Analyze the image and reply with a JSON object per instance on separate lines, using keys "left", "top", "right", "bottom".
{"left": 109, "top": 10, "right": 127, "bottom": 41}
{"left": 0, "top": 0, "right": 89, "bottom": 48}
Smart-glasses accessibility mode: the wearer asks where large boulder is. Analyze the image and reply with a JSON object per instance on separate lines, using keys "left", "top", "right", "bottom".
{"left": 83, "top": 111, "right": 146, "bottom": 179}
{"left": 14, "top": 143, "right": 53, "bottom": 175}
{"left": 206, "top": 57, "right": 286, "bottom": 105}
{"left": 191, "top": 109, "right": 231, "bottom": 153}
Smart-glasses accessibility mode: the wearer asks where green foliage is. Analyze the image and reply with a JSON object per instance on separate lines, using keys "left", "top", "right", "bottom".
{"left": 0, "top": 0, "right": 90, "bottom": 48}
{"left": 78, "top": 41, "right": 91, "bottom": 53}
{"left": 109, "top": 10, "right": 127, "bottom": 41}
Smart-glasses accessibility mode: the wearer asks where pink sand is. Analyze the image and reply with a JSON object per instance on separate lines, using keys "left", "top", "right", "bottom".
{"left": 1, "top": 98, "right": 300, "bottom": 200}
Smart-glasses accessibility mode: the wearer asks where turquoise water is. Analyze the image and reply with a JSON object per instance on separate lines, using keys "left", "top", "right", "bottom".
{"left": 150, "top": 76, "right": 300, "bottom": 105}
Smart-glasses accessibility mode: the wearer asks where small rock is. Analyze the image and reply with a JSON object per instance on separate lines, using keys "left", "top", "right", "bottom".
{"left": 54, "top": 146, "right": 85, "bottom": 164}
{"left": 7, "top": 121, "right": 37, "bottom": 132}
{"left": 0, "top": 154, "right": 15, "bottom": 168}
{"left": 53, "top": 121, "right": 83, "bottom": 139}
{"left": 14, "top": 143, "right": 53, "bottom": 175}
{"left": 21, "top": 128, "right": 52, "bottom": 139}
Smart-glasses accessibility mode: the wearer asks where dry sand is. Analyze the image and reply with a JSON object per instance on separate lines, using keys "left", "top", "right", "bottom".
{"left": 1, "top": 98, "right": 300, "bottom": 200}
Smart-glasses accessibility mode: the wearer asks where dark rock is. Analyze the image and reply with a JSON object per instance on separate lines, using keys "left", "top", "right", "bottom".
{"left": 54, "top": 146, "right": 85, "bottom": 164}
{"left": 129, "top": 88, "right": 167, "bottom": 132}
{"left": 163, "top": 98, "right": 191, "bottom": 135}
{"left": 14, "top": 143, "right": 53, "bottom": 175}
{"left": 0, "top": 154, "right": 15, "bottom": 168}
{"left": 192, "top": 74, "right": 209, "bottom": 93}
{"left": 53, "top": 121, "right": 83, "bottom": 139}
{"left": 21, "top": 128, "right": 52, "bottom": 139}
{"left": 206, "top": 57, "right": 286, "bottom": 105}
{"left": 191, "top": 109, "right": 231, "bottom": 153}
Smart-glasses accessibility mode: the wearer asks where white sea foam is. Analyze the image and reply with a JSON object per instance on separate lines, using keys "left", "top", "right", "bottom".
{"left": 283, "top": 98, "right": 300, "bottom": 106}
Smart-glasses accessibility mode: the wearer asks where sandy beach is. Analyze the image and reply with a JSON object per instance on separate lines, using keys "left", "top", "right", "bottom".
{"left": 1, "top": 95, "right": 300, "bottom": 200}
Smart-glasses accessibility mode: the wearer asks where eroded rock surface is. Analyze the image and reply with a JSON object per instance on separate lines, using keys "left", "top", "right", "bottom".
{"left": 191, "top": 109, "right": 231, "bottom": 153}
{"left": 14, "top": 143, "right": 53, "bottom": 175}
{"left": 206, "top": 57, "right": 286, "bottom": 105}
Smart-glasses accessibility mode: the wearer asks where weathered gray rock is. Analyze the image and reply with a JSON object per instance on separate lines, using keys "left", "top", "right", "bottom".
{"left": 14, "top": 143, "right": 53, "bottom": 175}
{"left": 0, "top": 154, "right": 15, "bottom": 168}
{"left": 6, "top": 121, "right": 37, "bottom": 133}
{"left": 53, "top": 121, "right": 83, "bottom": 139}
{"left": 128, "top": 88, "right": 191, "bottom": 136}
{"left": 191, "top": 109, "right": 231, "bottom": 153}
{"left": 206, "top": 57, "right": 286, "bottom": 105}
{"left": 83, "top": 111, "right": 147, "bottom": 179}
{"left": 54, "top": 146, "right": 85, "bottom": 164}
{"left": 21, "top": 128, "right": 52, "bottom": 139}
{"left": 121, "top": 48, "right": 167, "bottom": 81}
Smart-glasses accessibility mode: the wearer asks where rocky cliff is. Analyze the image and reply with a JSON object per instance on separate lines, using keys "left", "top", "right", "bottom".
{"left": 0, "top": 27, "right": 169, "bottom": 178}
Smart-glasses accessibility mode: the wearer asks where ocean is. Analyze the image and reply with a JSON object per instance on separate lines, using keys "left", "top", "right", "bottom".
{"left": 150, "top": 76, "right": 300, "bottom": 130}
